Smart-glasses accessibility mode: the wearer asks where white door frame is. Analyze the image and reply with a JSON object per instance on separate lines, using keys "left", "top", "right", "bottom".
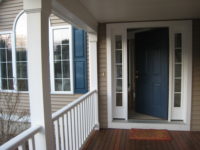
{"left": 106, "top": 20, "right": 192, "bottom": 130}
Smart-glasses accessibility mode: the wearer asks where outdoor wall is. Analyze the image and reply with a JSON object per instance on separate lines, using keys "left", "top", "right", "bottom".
{"left": 191, "top": 19, "right": 200, "bottom": 131}
{"left": 0, "top": 0, "right": 23, "bottom": 32}
{"left": 0, "top": 0, "right": 90, "bottom": 113}
{"left": 97, "top": 24, "right": 108, "bottom": 128}
{"left": 97, "top": 21, "right": 200, "bottom": 130}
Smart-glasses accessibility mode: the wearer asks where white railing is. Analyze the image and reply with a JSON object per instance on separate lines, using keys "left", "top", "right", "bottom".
{"left": 0, "top": 90, "right": 99, "bottom": 150}
{"left": 52, "top": 90, "right": 99, "bottom": 150}
{"left": 0, "top": 125, "right": 42, "bottom": 150}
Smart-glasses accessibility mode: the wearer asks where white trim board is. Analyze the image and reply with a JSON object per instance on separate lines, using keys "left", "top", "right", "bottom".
{"left": 106, "top": 20, "right": 192, "bottom": 130}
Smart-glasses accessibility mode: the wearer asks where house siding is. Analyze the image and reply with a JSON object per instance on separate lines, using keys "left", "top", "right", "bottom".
{"left": 0, "top": 0, "right": 89, "bottom": 113}
{"left": 0, "top": 0, "right": 23, "bottom": 32}
{"left": 191, "top": 20, "right": 200, "bottom": 131}
{"left": 98, "top": 24, "right": 108, "bottom": 128}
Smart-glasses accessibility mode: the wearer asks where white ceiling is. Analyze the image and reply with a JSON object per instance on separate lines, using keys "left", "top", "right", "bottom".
{"left": 79, "top": 0, "right": 200, "bottom": 23}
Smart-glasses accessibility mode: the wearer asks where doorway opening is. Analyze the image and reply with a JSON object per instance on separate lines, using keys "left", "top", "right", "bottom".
{"left": 127, "top": 27, "right": 169, "bottom": 120}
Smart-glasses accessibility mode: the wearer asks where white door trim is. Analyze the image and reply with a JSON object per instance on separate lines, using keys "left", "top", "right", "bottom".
{"left": 106, "top": 20, "right": 192, "bottom": 130}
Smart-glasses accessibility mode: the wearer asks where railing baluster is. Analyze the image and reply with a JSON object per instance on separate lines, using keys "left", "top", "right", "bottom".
{"left": 54, "top": 120, "right": 60, "bottom": 150}
{"left": 28, "top": 137, "right": 35, "bottom": 150}
{"left": 88, "top": 96, "right": 91, "bottom": 133}
{"left": 76, "top": 104, "right": 80, "bottom": 149}
{"left": 86, "top": 97, "right": 89, "bottom": 136}
{"left": 71, "top": 109, "right": 75, "bottom": 150}
{"left": 81, "top": 101, "right": 84, "bottom": 144}
{"left": 68, "top": 111, "right": 73, "bottom": 150}
{"left": 64, "top": 113, "right": 69, "bottom": 150}
{"left": 93, "top": 94, "right": 96, "bottom": 128}
{"left": 59, "top": 116, "right": 65, "bottom": 150}
{"left": 18, "top": 143, "right": 25, "bottom": 150}
{"left": 74, "top": 107, "right": 77, "bottom": 150}
{"left": 83, "top": 100, "right": 86, "bottom": 141}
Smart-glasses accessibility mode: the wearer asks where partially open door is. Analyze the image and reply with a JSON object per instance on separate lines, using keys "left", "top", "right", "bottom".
{"left": 135, "top": 28, "right": 169, "bottom": 119}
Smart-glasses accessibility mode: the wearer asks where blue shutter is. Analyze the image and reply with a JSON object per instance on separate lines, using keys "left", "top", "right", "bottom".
{"left": 73, "top": 27, "right": 88, "bottom": 93}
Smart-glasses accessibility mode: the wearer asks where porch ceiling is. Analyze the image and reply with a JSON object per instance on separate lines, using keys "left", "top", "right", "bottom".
{"left": 79, "top": 0, "right": 200, "bottom": 23}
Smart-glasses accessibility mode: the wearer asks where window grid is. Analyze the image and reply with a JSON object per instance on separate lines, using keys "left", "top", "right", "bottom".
{"left": 115, "top": 35, "right": 123, "bottom": 107}
{"left": 52, "top": 28, "right": 71, "bottom": 92}
{"left": 174, "top": 33, "right": 182, "bottom": 107}
{"left": 0, "top": 33, "right": 14, "bottom": 90}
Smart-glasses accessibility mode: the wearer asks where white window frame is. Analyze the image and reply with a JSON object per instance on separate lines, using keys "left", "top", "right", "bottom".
{"left": 49, "top": 25, "right": 74, "bottom": 94}
{"left": 0, "top": 31, "right": 15, "bottom": 92}
{"left": 106, "top": 20, "right": 192, "bottom": 131}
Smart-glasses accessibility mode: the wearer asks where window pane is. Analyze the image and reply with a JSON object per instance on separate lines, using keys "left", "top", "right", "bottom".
{"left": 17, "top": 79, "right": 28, "bottom": 91}
{"left": 116, "top": 79, "right": 122, "bottom": 92}
{"left": 62, "top": 45, "right": 69, "bottom": 60}
{"left": 53, "top": 29, "right": 69, "bottom": 45}
{"left": 116, "top": 93, "right": 122, "bottom": 106}
{"left": 7, "top": 63, "right": 13, "bottom": 78}
{"left": 175, "top": 33, "right": 182, "bottom": 48}
{"left": 62, "top": 39, "right": 69, "bottom": 45}
{"left": 63, "top": 61, "right": 70, "bottom": 78}
{"left": 174, "top": 93, "right": 181, "bottom": 107}
{"left": 115, "top": 51, "right": 122, "bottom": 63}
{"left": 1, "top": 63, "right": 7, "bottom": 78}
{"left": 55, "top": 79, "right": 62, "bottom": 91}
{"left": 0, "top": 38, "right": 6, "bottom": 48}
{"left": 0, "top": 49, "right": 6, "bottom": 62}
{"left": 116, "top": 65, "right": 122, "bottom": 78}
{"left": 63, "top": 79, "right": 70, "bottom": 91}
{"left": 8, "top": 79, "right": 14, "bottom": 90}
{"left": 17, "top": 62, "right": 27, "bottom": 78}
{"left": 175, "top": 49, "right": 182, "bottom": 63}
{"left": 54, "top": 61, "right": 62, "bottom": 78}
{"left": 16, "top": 48, "right": 27, "bottom": 61}
{"left": 175, "top": 79, "right": 181, "bottom": 92}
{"left": 175, "top": 64, "right": 181, "bottom": 77}
{"left": 7, "top": 48, "right": 12, "bottom": 61}
{"left": 1, "top": 79, "right": 7, "bottom": 89}
{"left": 53, "top": 28, "right": 71, "bottom": 92}
{"left": 16, "top": 14, "right": 27, "bottom": 49}
{"left": 54, "top": 45, "right": 61, "bottom": 60}
{"left": 115, "top": 35, "right": 122, "bottom": 49}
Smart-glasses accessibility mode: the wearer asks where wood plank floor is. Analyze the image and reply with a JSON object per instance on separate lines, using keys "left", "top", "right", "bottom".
{"left": 83, "top": 129, "right": 200, "bottom": 150}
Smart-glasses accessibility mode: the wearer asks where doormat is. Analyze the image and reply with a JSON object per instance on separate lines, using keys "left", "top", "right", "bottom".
{"left": 129, "top": 129, "right": 172, "bottom": 141}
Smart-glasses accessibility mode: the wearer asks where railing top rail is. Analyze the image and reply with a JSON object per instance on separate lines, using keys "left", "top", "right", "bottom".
{"left": 52, "top": 90, "right": 97, "bottom": 121}
{"left": 0, "top": 125, "right": 42, "bottom": 150}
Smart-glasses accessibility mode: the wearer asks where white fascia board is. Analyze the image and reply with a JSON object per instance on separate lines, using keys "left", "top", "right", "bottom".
{"left": 52, "top": 0, "right": 98, "bottom": 33}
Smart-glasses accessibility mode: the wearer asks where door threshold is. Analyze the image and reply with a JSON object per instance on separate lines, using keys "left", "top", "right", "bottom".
{"left": 113, "top": 119, "right": 183, "bottom": 124}
{"left": 109, "top": 120, "right": 189, "bottom": 131}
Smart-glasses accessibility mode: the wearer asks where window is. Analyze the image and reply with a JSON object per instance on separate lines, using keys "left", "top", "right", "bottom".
{"left": 174, "top": 33, "right": 182, "bottom": 107}
{"left": 15, "top": 13, "right": 28, "bottom": 91}
{"left": 114, "top": 35, "right": 123, "bottom": 106}
{"left": 0, "top": 12, "right": 88, "bottom": 94}
{"left": 50, "top": 26, "right": 73, "bottom": 93}
{"left": 0, "top": 33, "right": 14, "bottom": 90}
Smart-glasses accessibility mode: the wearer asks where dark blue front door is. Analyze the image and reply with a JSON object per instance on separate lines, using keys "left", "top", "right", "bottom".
{"left": 135, "top": 28, "right": 169, "bottom": 119}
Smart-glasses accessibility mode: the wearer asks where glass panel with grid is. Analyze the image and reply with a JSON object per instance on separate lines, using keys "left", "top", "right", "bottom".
{"left": 115, "top": 35, "right": 123, "bottom": 106}
{"left": 0, "top": 34, "right": 14, "bottom": 90}
{"left": 174, "top": 33, "right": 182, "bottom": 107}
{"left": 16, "top": 13, "right": 28, "bottom": 91}
{"left": 53, "top": 28, "right": 71, "bottom": 91}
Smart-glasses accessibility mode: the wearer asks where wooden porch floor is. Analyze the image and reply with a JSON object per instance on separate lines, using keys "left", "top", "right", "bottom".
{"left": 83, "top": 129, "right": 200, "bottom": 150}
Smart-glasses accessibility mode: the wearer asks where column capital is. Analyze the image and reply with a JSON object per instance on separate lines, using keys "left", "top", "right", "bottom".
{"left": 23, "top": 0, "right": 51, "bottom": 15}
{"left": 88, "top": 33, "right": 97, "bottom": 42}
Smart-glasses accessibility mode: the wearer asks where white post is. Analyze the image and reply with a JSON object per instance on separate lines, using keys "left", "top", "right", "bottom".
{"left": 88, "top": 33, "right": 99, "bottom": 130}
{"left": 23, "top": 0, "right": 55, "bottom": 150}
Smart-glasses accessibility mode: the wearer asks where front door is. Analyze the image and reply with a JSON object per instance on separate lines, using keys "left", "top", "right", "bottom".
{"left": 135, "top": 28, "right": 169, "bottom": 119}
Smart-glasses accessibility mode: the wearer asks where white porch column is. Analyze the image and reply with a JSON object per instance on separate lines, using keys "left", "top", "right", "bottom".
{"left": 88, "top": 33, "right": 99, "bottom": 129}
{"left": 23, "top": 0, "right": 55, "bottom": 150}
